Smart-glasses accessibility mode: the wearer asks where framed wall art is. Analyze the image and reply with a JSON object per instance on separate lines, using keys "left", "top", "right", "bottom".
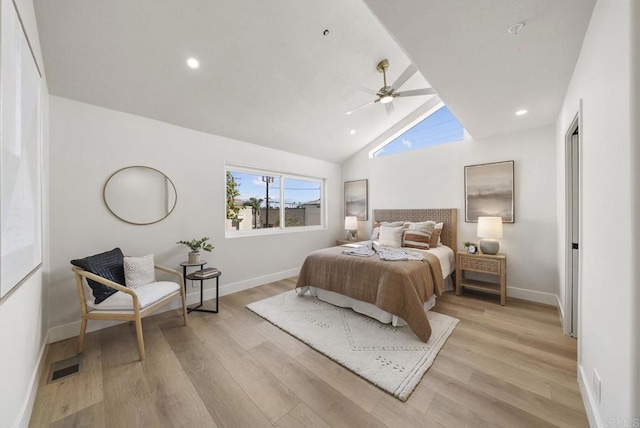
{"left": 464, "top": 161, "right": 514, "bottom": 223}
{"left": 344, "top": 179, "right": 368, "bottom": 221}
{"left": 1, "top": 2, "right": 43, "bottom": 299}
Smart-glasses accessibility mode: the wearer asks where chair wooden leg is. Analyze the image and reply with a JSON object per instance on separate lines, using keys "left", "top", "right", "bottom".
{"left": 134, "top": 317, "right": 145, "bottom": 361}
{"left": 78, "top": 317, "right": 87, "bottom": 354}
{"left": 181, "top": 291, "right": 189, "bottom": 326}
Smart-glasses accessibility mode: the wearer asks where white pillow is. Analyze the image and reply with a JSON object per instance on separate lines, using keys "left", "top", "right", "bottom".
{"left": 371, "top": 221, "right": 404, "bottom": 240}
{"left": 370, "top": 226, "right": 380, "bottom": 241}
{"left": 405, "top": 221, "right": 436, "bottom": 234}
{"left": 124, "top": 254, "right": 156, "bottom": 289}
{"left": 381, "top": 221, "right": 404, "bottom": 227}
{"left": 377, "top": 225, "right": 404, "bottom": 247}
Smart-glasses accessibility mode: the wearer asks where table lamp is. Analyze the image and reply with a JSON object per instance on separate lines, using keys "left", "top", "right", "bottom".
{"left": 345, "top": 216, "right": 358, "bottom": 241}
{"left": 477, "top": 216, "right": 503, "bottom": 255}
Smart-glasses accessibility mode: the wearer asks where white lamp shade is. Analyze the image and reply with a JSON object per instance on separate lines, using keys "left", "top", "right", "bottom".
{"left": 477, "top": 217, "right": 503, "bottom": 238}
{"left": 344, "top": 216, "right": 358, "bottom": 230}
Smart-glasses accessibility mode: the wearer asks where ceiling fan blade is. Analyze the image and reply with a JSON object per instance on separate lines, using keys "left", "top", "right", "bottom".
{"left": 394, "top": 88, "right": 436, "bottom": 97}
{"left": 352, "top": 85, "right": 378, "bottom": 95}
{"left": 346, "top": 99, "right": 376, "bottom": 115}
{"left": 390, "top": 63, "right": 417, "bottom": 91}
{"left": 385, "top": 102, "right": 395, "bottom": 115}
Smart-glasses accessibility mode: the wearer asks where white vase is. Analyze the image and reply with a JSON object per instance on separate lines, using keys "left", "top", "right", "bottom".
{"left": 188, "top": 251, "right": 200, "bottom": 264}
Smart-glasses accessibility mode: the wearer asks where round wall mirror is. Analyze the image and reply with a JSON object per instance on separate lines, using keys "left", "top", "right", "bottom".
{"left": 103, "top": 166, "right": 177, "bottom": 225}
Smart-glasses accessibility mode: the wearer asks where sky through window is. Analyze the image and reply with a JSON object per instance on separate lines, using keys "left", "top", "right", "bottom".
{"left": 372, "top": 106, "right": 464, "bottom": 157}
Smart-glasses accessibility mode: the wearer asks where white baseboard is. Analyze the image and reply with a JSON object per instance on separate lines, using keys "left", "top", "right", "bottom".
{"left": 506, "top": 286, "right": 558, "bottom": 306}
{"left": 578, "top": 363, "right": 602, "bottom": 428}
{"left": 15, "top": 329, "right": 50, "bottom": 428}
{"left": 556, "top": 294, "right": 568, "bottom": 333}
{"left": 47, "top": 267, "right": 301, "bottom": 344}
{"left": 48, "top": 318, "right": 123, "bottom": 344}
{"left": 204, "top": 267, "right": 300, "bottom": 300}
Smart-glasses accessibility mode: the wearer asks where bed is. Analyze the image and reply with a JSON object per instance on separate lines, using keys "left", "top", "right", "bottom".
{"left": 296, "top": 208, "right": 457, "bottom": 342}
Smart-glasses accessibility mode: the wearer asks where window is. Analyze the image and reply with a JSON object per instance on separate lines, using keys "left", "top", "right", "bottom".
{"left": 371, "top": 105, "right": 464, "bottom": 158}
{"left": 225, "top": 166, "right": 324, "bottom": 235}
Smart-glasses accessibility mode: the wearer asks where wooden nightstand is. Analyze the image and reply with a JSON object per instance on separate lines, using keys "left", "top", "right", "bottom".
{"left": 456, "top": 252, "right": 507, "bottom": 305}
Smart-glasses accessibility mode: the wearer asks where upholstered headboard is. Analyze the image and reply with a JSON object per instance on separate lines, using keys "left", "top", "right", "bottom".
{"left": 372, "top": 208, "right": 458, "bottom": 254}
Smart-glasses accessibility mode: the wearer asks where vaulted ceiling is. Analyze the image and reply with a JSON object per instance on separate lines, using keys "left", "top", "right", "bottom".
{"left": 34, "top": 0, "right": 595, "bottom": 163}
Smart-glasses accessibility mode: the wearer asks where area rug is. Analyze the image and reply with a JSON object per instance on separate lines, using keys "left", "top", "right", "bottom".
{"left": 246, "top": 290, "right": 459, "bottom": 401}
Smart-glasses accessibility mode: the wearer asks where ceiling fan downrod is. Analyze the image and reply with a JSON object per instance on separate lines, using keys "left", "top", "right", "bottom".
{"left": 377, "top": 59, "right": 389, "bottom": 90}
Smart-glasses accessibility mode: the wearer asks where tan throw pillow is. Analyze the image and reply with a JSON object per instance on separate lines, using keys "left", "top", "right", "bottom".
{"left": 429, "top": 229, "right": 442, "bottom": 249}
{"left": 123, "top": 254, "right": 156, "bottom": 289}
{"left": 377, "top": 225, "right": 404, "bottom": 247}
{"left": 403, "top": 229, "right": 430, "bottom": 249}
{"left": 434, "top": 222, "right": 444, "bottom": 245}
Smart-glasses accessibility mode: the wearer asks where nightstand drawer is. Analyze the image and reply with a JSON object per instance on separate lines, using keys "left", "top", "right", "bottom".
{"left": 460, "top": 256, "right": 501, "bottom": 274}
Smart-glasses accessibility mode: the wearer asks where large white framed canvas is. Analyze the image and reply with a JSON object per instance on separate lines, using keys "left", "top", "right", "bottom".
{"left": 464, "top": 161, "right": 514, "bottom": 223}
{"left": 344, "top": 179, "right": 368, "bottom": 221}
{"left": 1, "top": 0, "right": 43, "bottom": 299}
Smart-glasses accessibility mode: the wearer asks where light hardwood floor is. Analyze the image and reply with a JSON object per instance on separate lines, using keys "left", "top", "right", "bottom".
{"left": 30, "top": 278, "right": 588, "bottom": 427}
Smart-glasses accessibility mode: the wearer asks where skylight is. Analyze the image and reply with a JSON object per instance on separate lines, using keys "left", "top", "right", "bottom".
{"left": 371, "top": 106, "right": 464, "bottom": 158}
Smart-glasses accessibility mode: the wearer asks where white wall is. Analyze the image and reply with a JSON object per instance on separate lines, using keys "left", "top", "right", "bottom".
{"left": 556, "top": 0, "right": 637, "bottom": 424}
{"left": 0, "top": 0, "right": 49, "bottom": 427}
{"left": 342, "top": 124, "right": 558, "bottom": 304}
{"left": 0, "top": 272, "right": 47, "bottom": 428}
{"left": 632, "top": 0, "right": 640, "bottom": 418}
{"left": 47, "top": 96, "right": 342, "bottom": 337}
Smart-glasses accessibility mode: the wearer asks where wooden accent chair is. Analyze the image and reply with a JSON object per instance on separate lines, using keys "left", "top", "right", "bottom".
{"left": 71, "top": 248, "right": 188, "bottom": 361}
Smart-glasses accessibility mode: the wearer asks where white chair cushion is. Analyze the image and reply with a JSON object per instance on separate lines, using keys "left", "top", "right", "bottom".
{"left": 86, "top": 281, "right": 180, "bottom": 311}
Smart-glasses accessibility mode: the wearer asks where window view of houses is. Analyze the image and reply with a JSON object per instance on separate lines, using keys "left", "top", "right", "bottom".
{"left": 226, "top": 170, "right": 323, "bottom": 231}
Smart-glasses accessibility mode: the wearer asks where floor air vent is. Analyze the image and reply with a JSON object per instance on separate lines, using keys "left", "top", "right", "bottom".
{"left": 47, "top": 355, "right": 83, "bottom": 384}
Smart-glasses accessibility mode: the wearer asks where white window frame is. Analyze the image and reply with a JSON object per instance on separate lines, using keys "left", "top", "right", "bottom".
{"left": 225, "top": 164, "right": 326, "bottom": 238}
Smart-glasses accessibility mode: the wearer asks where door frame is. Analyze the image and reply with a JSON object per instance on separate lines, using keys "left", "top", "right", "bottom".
{"left": 563, "top": 102, "right": 582, "bottom": 338}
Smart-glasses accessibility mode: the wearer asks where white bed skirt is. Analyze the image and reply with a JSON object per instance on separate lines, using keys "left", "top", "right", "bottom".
{"left": 298, "top": 286, "right": 437, "bottom": 327}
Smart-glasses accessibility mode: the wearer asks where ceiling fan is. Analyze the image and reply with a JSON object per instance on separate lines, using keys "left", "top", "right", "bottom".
{"left": 346, "top": 59, "right": 435, "bottom": 116}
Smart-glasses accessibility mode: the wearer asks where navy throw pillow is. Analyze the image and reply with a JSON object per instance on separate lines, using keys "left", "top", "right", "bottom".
{"left": 71, "top": 248, "right": 126, "bottom": 304}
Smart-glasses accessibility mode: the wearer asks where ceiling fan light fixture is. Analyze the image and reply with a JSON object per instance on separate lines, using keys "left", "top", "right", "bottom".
{"left": 346, "top": 59, "right": 425, "bottom": 115}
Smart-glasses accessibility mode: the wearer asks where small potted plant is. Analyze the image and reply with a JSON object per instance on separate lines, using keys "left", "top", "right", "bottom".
{"left": 463, "top": 241, "right": 478, "bottom": 254}
{"left": 176, "top": 237, "right": 214, "bottom": 264}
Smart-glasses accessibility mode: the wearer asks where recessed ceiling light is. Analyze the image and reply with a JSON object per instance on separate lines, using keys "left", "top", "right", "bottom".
{"left": 507, "top": 22, "right": 525, "bottom": 35}
{"left": 350, "top": 129, "right": 356, "bottom": 135}
{"left": 516, "top": 109, "right": 528, "bottom": 116}
{"left": 187, "top": 58, "right": 199, "bottom": 69}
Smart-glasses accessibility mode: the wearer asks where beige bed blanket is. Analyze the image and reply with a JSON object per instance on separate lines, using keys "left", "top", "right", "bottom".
{"left": 295, "top": 246, "right": 444, "bottom": 342}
